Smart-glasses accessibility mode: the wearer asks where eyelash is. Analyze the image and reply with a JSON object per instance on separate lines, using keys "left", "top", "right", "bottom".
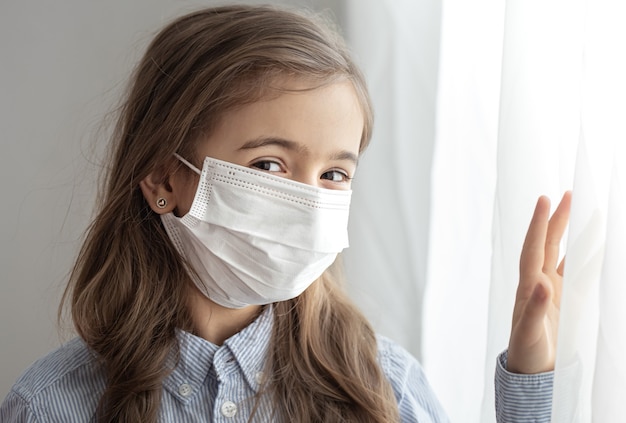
{"left": 321, "top": 169, "right": 351, "bottom": 183}
{"left": 251, "top": 160, "right": 352, "bottom": 183}
{"left": 251, "top": 160, "right": 284, "bottom": 173}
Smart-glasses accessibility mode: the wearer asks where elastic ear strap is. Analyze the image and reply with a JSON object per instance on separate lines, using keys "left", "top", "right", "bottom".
{"left": 174, "top": 153, "right": 202, "bottom": 175}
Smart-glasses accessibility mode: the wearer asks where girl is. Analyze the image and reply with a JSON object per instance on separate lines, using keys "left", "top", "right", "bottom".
{"left": 1, "top": 5, "right": 569, "bottom": 422}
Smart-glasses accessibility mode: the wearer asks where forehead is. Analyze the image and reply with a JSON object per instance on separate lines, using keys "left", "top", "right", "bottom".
{"left": 200, "top": 79, "right": 365, "bottom": 157}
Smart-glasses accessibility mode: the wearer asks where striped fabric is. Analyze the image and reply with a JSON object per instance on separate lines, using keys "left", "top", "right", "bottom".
{"left": 1, "top": 306, "right": 552, "bottom": 422}
{"left": 494, "top": 351, "right": 554, "bottom": 423}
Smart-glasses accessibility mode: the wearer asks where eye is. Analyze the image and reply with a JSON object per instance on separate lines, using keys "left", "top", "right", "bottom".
{"left": 321, "top": 169, "right": 351, "bottom": 183}
{"left": 251, "top": 160, "right": 283, "bottom": 173}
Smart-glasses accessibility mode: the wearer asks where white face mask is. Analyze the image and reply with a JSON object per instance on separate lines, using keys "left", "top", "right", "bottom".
{"left": 160, "top": 155, "right": 352, "bottom": 309}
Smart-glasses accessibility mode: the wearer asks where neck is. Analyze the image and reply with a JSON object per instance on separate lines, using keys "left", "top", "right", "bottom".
{"left": 188, "top": 287, "right": 263, "bottom": 345}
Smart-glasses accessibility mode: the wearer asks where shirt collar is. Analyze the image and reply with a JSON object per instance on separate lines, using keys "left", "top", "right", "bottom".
{"left": 163, "top": 305, "right": 274, "bottom": 402}
{"left": 224, "top": 305, "right": 273, "bottom": 393}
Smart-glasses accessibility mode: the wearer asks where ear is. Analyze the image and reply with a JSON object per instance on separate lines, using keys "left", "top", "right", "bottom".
{"left": 139, "top": 172, "right": 177, "bottom": 215}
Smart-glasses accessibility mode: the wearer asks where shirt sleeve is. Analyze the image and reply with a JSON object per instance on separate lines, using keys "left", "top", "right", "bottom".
{"left": 377, "top": 335, "right": 450, "bottom": 423}
{"left": 0, "top": 390, "right": 40, "bottom": 423}
{"left": 494, "top": 350, "right": 553, "bottom": 423}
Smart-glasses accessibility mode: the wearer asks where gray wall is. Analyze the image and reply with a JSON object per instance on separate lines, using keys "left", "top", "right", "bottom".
{"left": 0, "top": 0, "right": 343, "bottom": 400}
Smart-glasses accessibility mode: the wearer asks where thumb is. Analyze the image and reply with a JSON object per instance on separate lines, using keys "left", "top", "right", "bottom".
{"left": 517, "top": 283, "right": 551, "bottom": 337}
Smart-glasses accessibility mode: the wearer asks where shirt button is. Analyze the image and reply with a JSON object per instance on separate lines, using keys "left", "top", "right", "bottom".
{"left": 255, "top": 371, "right": 265, "bottom": 384}
{"left": 178, "top": 383, "right": 193, "bottom": 397}
{"left": 221, "top": 400, "right": 237, "bottom": 418}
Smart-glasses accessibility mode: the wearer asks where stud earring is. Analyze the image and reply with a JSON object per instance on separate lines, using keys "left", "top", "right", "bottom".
{"left": 156, "top": 198, "right": 168, "bottom": 209}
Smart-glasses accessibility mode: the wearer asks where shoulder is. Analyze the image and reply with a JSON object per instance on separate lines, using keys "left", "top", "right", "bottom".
{"left": 1, "top": 338, "right": 104, "bottom": 422}
{"left": 376, "top": 334, "right": 427, "bottom": 398}
{"left": 11, "top": 338, "right": 101, "bottom": 398}
{"left": 376, "top": 335, "right": 449, "bottom": 423}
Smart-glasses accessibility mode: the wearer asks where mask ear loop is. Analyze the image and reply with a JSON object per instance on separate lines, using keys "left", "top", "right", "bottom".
{"left": 174, "top": 153, "right": 202, "bottom": 176}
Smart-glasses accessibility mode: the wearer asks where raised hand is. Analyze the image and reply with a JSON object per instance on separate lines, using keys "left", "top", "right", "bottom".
{"left": 507, "top": 192, "right": 572, "bottom": 374}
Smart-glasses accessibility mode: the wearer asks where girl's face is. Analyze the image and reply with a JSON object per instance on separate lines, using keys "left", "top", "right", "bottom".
{"left": 173, "top": 79, "right": 365, "bottom": 216}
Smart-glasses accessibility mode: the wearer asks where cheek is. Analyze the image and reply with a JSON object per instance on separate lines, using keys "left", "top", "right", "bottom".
{"left": 178, "top": 188, "right": 195, "bottom": 216}
{"left": 173, "top": 175, "right": 199, "bottom": 217}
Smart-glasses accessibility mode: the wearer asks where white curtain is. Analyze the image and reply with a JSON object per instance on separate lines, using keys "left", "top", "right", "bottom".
{"left": 547, "top": 0, "right": 626, "bottom": 421}
{"left": 343, "top": 0, "right": 442, "bottom": 358}
{"left": 342, "top": 0, "right": 626, "bottom": 422}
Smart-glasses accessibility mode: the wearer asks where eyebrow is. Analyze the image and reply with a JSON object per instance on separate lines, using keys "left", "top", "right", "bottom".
{"left": 238, "top": 136, "right": 359, "bottom": 165}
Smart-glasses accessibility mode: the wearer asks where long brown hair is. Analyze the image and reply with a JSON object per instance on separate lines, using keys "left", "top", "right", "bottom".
{"left": 62, "top": 5, "right": 399, "bottom": 422}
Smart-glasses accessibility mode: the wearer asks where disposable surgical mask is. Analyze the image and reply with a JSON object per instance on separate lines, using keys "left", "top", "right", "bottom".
{"left": 160, "top": 155, "right": 351, "bottom": 308}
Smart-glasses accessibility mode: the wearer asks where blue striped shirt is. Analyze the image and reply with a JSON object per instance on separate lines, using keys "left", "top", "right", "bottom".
{"left": 1, "top": 307, "right": 552, "bottom": 422}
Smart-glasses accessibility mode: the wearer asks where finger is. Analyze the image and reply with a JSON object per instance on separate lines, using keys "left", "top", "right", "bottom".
{"left": 552, "top": 256, "right": 566, "bottom": 305}
{"left": 544, "top": 191, "right": 572, "bottom": 271}
{"left": 520, "top": 196, "right": 551, "bottom": 276}
{"left": 557, "top": 256, "right": 566, "bottom": 277}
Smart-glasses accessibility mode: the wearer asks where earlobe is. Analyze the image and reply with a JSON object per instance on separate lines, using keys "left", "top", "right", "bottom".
{"left": 139, "top": 173, "right": 176, "bottom": 215}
